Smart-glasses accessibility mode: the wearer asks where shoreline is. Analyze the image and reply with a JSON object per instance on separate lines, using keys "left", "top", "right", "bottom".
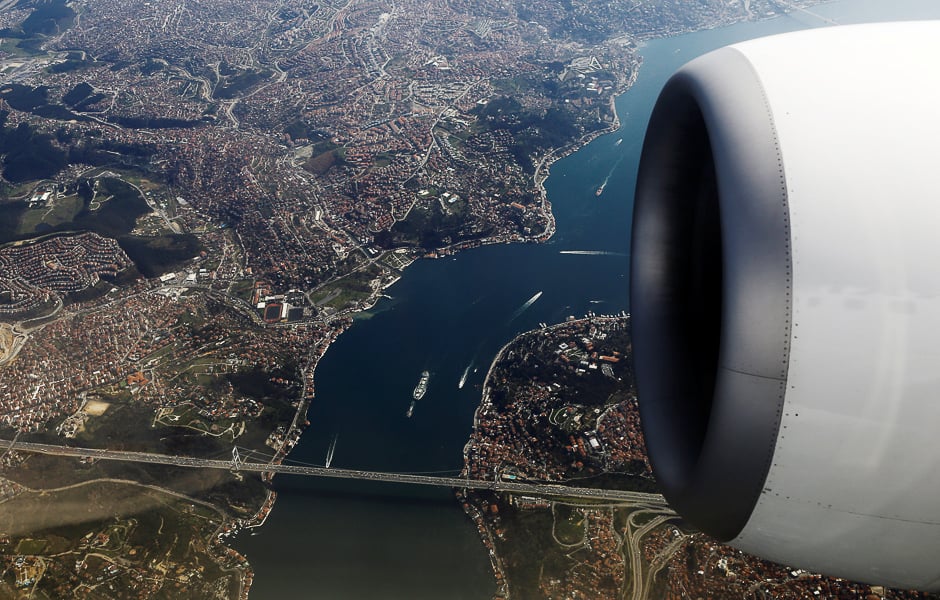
{"left": 212, "top": 316, "right": 351, "bottom": 595}
{"left": 407, "top": 60, "right": 641, "bottom": 261}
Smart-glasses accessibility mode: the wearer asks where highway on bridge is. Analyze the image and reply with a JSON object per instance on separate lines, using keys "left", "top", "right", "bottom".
{"left": 0, "top": 438, "right": 669, "bottom": 506}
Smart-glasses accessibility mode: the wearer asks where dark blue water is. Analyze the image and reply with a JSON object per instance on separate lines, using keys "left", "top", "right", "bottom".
{"left": 235, "top": 2, "right": 940, "bottom": 597}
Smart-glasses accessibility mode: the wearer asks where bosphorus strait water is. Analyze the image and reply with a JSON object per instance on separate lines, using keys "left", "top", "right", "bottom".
{"left": 235, "top": 2, "right": 940, "bottom": 597}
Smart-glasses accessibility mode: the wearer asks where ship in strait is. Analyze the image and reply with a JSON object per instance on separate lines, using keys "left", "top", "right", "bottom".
{"left": 413, "top": 370, "right": 430, "bottom": 400}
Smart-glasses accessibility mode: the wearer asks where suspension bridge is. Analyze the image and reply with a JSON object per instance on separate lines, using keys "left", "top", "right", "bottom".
{"left": 0, "top": 438, "right": 667, "bottom": 506}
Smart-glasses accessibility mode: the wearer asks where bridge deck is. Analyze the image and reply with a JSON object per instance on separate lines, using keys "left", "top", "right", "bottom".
{"left": 0, "top": 438, "right": 667, "bottom": 505}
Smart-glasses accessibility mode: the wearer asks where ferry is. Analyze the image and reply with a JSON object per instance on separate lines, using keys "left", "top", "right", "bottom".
{"left": 413, "top": 370, "right": 430, "bottom": 400}
{"left": 458, "top": 364, "right": 471, "bottom": 389}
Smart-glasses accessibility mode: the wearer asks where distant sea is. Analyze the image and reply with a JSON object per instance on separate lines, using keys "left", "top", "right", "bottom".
{"left": 234, "top": 2, "right": 940, "bottom": 598}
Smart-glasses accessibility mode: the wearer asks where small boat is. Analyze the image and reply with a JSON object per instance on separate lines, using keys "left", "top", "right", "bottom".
{"left": 458, "top": 364, "right": 471, "bottom": 389}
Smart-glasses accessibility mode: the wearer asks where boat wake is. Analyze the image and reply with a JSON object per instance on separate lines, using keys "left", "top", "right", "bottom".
{"left": 325, "top": 434, "right": 338, "bottom": 468}
{"left": 595, "top": 150, "right": 628, "bottom": 196}
{"left": 559, "top": 250, "right": 626, "bottom": 257}
{"left": 508, "top": 291, "right": 543, "bottom": 323}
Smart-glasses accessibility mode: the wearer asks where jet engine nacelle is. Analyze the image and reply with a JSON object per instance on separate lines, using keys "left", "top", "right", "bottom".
{"left": 630, "top": 21, "right": 940, "bottom": 591}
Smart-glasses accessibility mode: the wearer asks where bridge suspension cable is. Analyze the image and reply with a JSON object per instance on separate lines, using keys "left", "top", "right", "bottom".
{"left": 0, "top": 438, "right": 669, "bottom": 505}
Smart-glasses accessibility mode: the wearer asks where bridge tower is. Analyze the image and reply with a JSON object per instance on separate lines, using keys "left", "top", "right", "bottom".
{"left": 231, "top": 447, "right": 242, "bottom": 471}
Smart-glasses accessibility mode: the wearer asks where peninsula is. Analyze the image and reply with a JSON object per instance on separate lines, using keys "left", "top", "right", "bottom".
{"left": 463, "top": 315, "right": 937, "bottom": 600}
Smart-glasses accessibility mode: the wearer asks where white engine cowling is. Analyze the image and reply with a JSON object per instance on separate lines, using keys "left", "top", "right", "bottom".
{"left": 630, "top": 21, "right": 940, "bottom": 591}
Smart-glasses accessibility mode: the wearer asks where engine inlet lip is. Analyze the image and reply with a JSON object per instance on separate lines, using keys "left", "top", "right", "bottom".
{"left": 630, "top": 46, "right": 793, "bottom": 541}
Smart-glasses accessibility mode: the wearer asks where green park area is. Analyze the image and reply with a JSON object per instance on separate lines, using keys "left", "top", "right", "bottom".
{"left": 309, "top": 263, "right": 386, "bottom": 312}
{"left": 154, "top": 404, "right": 245, "bottom": 443}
